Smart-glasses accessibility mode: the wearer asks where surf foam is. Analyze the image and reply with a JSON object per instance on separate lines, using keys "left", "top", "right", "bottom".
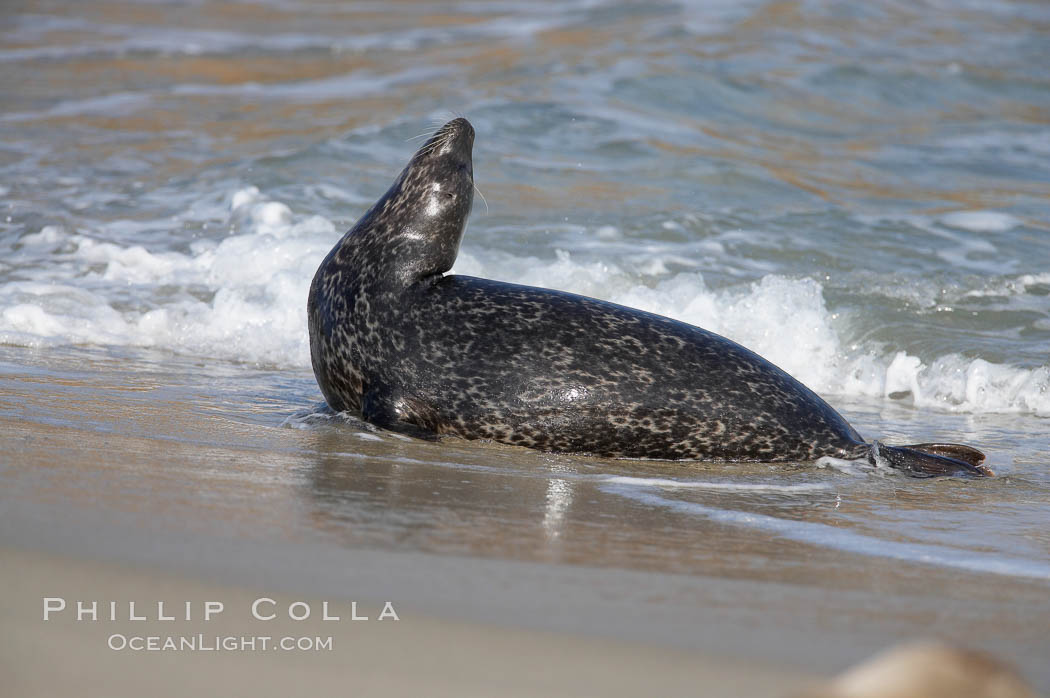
{"left": 2, "top": 189, "right": 1047, "bottom": 415}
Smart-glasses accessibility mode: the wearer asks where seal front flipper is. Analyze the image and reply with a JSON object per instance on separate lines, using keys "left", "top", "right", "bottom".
{"left": 869, "top": 441, "right": 993, "bottom": 478}
{"left": 361, "top": 386, "right": 442, "bottom": 441}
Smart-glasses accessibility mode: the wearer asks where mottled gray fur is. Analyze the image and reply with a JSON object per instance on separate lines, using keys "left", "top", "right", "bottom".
{"left": 308, "top": 118, "right": 989, "bottom": 477}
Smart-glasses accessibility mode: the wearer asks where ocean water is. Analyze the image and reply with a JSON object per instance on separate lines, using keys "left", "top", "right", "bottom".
{"left": 2, "top": 0, "right": 1050, "bottom": 659}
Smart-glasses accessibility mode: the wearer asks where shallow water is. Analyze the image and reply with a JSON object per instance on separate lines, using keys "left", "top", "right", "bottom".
{"left": 2, "top": 0, "right": 1049, "bottom": 686}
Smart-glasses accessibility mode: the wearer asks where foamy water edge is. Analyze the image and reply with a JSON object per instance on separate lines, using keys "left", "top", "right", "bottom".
{"left": 2, "top": 189, "right": 1047, "bottom": 416}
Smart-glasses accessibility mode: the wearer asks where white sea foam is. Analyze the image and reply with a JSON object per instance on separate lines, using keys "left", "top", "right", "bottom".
{"left": 939, "top": 210, "right": 1021, "bottom": 233}
{"left": 1, "top": 189, "right": 1047, "bottom": 415}
{"left": 602, "top": 475, "right": 830, "bottom": 493}
{"left": 961, "top": 272, "right": 1050, "bottom": 299}
{"left": 1, "top": 189, "right": 337, "bottom": 366}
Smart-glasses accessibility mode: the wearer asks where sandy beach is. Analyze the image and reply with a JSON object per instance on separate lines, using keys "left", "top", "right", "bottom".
{"left": 2, "top": 546, "right": 817, "bottom": 698}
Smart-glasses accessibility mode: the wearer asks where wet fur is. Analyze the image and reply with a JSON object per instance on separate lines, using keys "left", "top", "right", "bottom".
{"left": 308, "top": 119, "right": 988, "bottom": 477}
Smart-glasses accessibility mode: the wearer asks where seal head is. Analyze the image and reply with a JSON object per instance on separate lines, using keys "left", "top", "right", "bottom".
{"left": 347, "top": 118, "right": 474, "bottom": 288}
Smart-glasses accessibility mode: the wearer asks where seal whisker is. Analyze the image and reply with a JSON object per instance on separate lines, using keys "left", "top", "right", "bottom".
{"left": 472, "top": 180, "right": 489, "bottom": 215}
{"left": 414, "top": 137, "right": 444, "bottom": 157}
{"left": 416, "top": 143, "right": 443, "bottom": 159}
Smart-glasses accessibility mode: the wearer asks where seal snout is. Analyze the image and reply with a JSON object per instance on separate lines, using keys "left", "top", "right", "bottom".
{"left": 414, "top": 118, "right": 474, "bottom": 166}
{"left": 440, "top": 117, "right": 474, "bottom": 147}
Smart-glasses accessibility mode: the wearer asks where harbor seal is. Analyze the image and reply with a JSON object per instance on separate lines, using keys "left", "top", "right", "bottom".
{"left": 307, "top": 118, "right": 990, "bottom": 478}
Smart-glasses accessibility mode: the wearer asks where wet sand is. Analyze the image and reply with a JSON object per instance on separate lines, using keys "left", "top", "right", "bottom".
{"left": 2, "top": 547, "right": 816, "bottom": 698}
{"left": 2, "top": 346, "right": 1048, "bottom": 695}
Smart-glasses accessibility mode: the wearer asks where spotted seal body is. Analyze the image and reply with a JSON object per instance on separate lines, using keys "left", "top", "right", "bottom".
{"left": 308, "top": 118, "right": 989, "bottom": 477}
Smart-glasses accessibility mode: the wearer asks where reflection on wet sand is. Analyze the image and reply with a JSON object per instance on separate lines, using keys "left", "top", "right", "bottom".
{"left": 298, "top": 418, "right": 1046, "bottom": 597}
{"left": 2, "top": 347, "right": 1045, "bottom": 599}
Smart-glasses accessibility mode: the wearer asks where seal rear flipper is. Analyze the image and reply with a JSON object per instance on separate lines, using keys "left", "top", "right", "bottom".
{"left": 869, "top": 441, "right": 993, "bottom": 478}
{"left": 897, "top": 442, "right": 986, "bottom": 469}
{"left": 361, "top": 386, "right": 442, "bottom": 441}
